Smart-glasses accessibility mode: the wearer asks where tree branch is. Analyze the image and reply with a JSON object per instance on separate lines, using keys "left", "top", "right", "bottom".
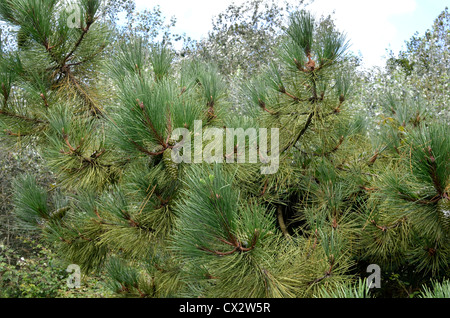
{"left": 297, "top": 136, "right": 345, "bottom": 157}
{"left": 281, "top": 110, "right": 314, "bottom": 153}
{"left": 137, "top": 99, "right": 167, "bottom": 147}
{"left": 66, "top": 71, "right": 103, "bottom": 117}
{"left": 0, "top": 109, "right": 46, "bottom": 124}
{"left": 62, "top": 19, "right": 96, "bottom": 66}
{"left": 427, "top": 146, "right": 446, "bottom": 198}
{"left": 277, "top": 205, "right": 291, "bottom": 239}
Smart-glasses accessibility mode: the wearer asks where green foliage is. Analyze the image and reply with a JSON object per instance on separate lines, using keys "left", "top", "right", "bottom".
{"left": 195, "top": 0, "right": 306, "bottom": 77}
{"left": 0, "top": 238, "right": 67, "bottom": 298}
{"left": 149, "top": 43, "right": 174, "bottom": 82}
{"left": 386, "top": 7, "right": 450, "bottom": 121}
{"left": 0, "top": 237, "right": 113, "bottom": 298}
{"left": 172, "top": 165, "right": 275, "bottom": 263}
{"left": 287, "top": 10, "right": 315, "bottom": 57}
{"left": 364, "top": 121, "right": 450, "bottom": 276}
{"left": 1, "top": 0, "right": 449, "bottom": 300}
{"left": 12, "top": 174, "right": 49, "bottom": 229}
{"left": 116, "top": 4, "right": 186, "bottom": 48}
{"left": 316, "top": 278, "right": 372, "bottom": 298}
{"left": 419, "top": 279, "right": 450, "bottom": 298}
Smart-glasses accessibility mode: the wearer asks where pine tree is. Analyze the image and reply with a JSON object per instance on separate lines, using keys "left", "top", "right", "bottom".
{"left": 1, "top": 1, "right": 448, "bottom": 298}
{"left": 361, "top": 90, "right": 450, "bottom": 279}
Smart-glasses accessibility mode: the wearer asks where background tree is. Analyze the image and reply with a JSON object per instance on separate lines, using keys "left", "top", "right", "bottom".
{"left": 349, "top": 7, "right": 450, "bottom": 297}
{"left": 193, "top": 0, "right": 306, "bottom": 78}
{"left": 387, "top": 7, "right": 449, "bottom": 121}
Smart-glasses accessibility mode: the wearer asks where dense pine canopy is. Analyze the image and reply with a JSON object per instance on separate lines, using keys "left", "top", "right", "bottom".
{"left": 0, "top": 0, "right": 449, "bottom": 299}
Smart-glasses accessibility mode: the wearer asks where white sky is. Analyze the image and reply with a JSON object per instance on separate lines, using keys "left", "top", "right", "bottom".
{"left": 135, "top": 0, "right": 449, "bottom": 68}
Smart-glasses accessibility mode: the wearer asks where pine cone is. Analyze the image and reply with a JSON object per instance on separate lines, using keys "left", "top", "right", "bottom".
{"left": 163, "top": 148, "right": 178, "bottom": 180}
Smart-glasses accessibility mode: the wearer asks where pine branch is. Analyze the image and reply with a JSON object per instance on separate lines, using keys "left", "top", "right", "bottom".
{"left": 279, "top": 87, "right": 300, "bottom": 102}
{"left": 44, "top": 43, "right": 60, "bottom": 65}
{"left": 137, "top": 99, "right": 167, "bottom": 147}
{"left": 66, "top": 71, "right": 103, "bottom": 117}
{"left": 125, "top": 214, "right": 155, "bottom": 233}
{"left": 369, "top": 218, "right": 407, "bottom": 233}
{"left": 128, "top": 138, "right": 166, "bottom": 157}
{"left": 199, "top": 229, "right": 260, "bottom": 256}
{"left": 259, "top": 178, "right": 269, "bottom": 197}
{"left": 0, "top": 109, "right": 46, "bottom": 124}
{"left": 155, "top": 192, "right": 171, "bottom": 208}
{"left": 66, "top": 43, "right": 107, "bottom": 67}
{"left": 62, "top": 18, "right": 97, "bottom": 66}
{"left": 397, "top": 191, "right": 442, "bottom": 205}
{"left": 40, "top": 93, "right": 49, "bottom": 108}
{"left": 207, "top": 96, "right": 217, "bottom": 122}
{"left": 59, "top": 128, "right": 107, "bottom": 165}
{"left": 61, "top": 128, "right": 83, "bottom": 154}
{"left": 277, "top": 205, "right": 291, "bottom": 239}
{"left": 92, "top": 210, "right": 116, "bottom": 227}
{"left": 199, "top": 245, "right": 238, "bottom": 256}
{"left": 281, "top": 110, "right": 314, "bottom": 153}
{"left": 426, "top": 146, "right": 446, "bottom": 198}
{"left": 306, "top": 229, "right": 319, "bottom": 259}
{"left": 368, "top": 151, "right": 379, "bottom": 166}
{"left": 1, "top": 82, "right": 10, "bottom": 108}
{"left": 308, "top": 255, "right": 335, "bottom": 285}
{"left": 165, "top": 109, "right": 173, "bottom": 145}
{"left": 257, "top": 99, "right": 275, "bottom": 114}
{"left": 49, "top": 207, "right": 70, "bottom": 220}
{"left": 297, "top": 136, "right": 345, "bottom": 157}
{"left": 4, "top": 130, "right": 32, "bottom": 137}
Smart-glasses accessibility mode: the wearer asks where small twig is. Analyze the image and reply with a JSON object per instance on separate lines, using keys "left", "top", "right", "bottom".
{"left": 200, "top": 230, "right": 260, "bottom": 256}
{"left": 207, "top": 96, "right": 217, "bottom": 121}
{"left": 258, "top": 99, "right": 275, "bottom": 114}
{"left": 427, "top": 146, "right": 445, "bottom": 198}
{"left": 67, "top": 71, "right": 103, "bottom": 117}
{"left": 260, "top": 179, "right": 269, "bottom": 197}
{"left": 61, "top": 128, "right": 81, "bottom": 153}
{"left": 0, "top": 109, "right": 46, "bottom": 124}
{"left": 137, "top": 99, "right": 167, "bottom": 148}
{"left": 128, "top": 138, "right": 166, "bottom": 157}
{"left": 370, "top": 218, "right": 406, "bottom": 232}
{"left": 281, "top": 111, "right": 314, "bottom": 153}
{"left": 361, "top": 186, "right": 378, "bottom": 192}
{"left": 135, "top": 285, "right": 147, "bottom": 298}
{"left": 298, "top": 136, "right": 345, "bottom": 157}
{"left": 199, "top": 245, "right": 238, "bottom": 256}
{"left": 282, "top": 90, "right": 300, "bottom": 102}
{"left": 306, "top": 229, "right": 319, "bottom": 259}
{"left": 62, "top": 19, "right": 96, "bottom": 65}
{"left": 40, "top": 93, "right": 49, "bottom": 108}
{"left": 277, "top": 205, "right": 291, "bottom": 240}
{"left": 165, "top": 108, "right": 173, "bottom": 145}
{"left": 4, "top": 130, "right": 31, "bottom": 137}
{"left": 138, "top": 185, "right": 157, "bottom": 215}
{"left": 308, "top": 256, "right": 334, "bottom": 286}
